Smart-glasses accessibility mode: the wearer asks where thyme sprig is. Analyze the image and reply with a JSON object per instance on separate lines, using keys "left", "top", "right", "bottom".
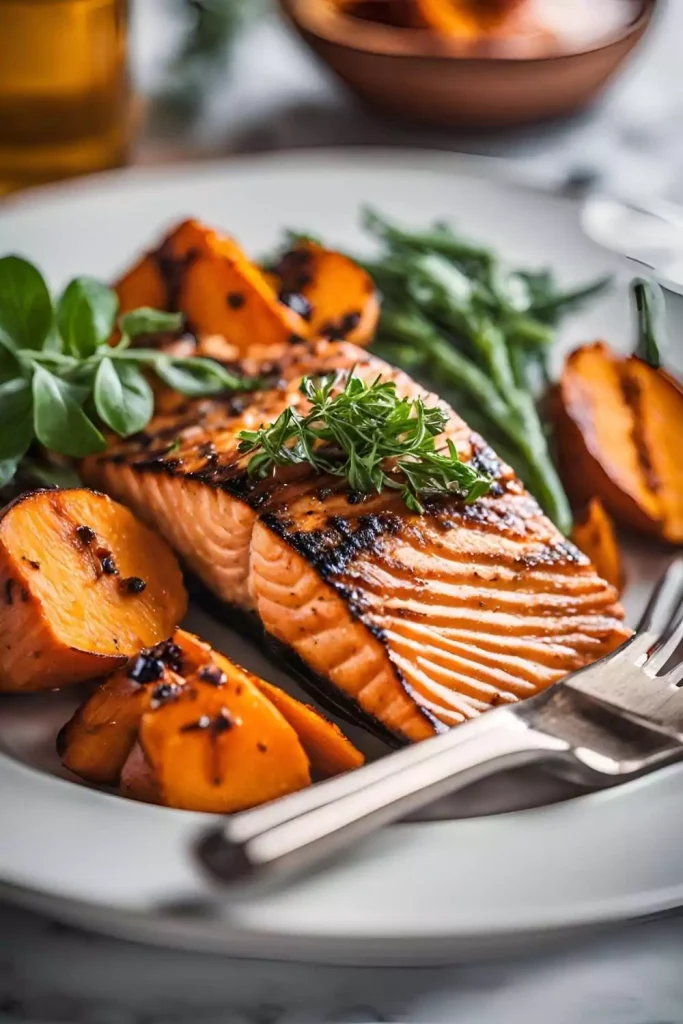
{"left": 238, "top": 371, "right": 491, "bottom": 513}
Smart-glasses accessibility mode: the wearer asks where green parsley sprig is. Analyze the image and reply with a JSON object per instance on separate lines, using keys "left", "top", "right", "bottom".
{"left": 238, "top": 371, "right": 491, "bottom": 514}
{"left": 0, "top": 255, "right": 250, "bottom": 488}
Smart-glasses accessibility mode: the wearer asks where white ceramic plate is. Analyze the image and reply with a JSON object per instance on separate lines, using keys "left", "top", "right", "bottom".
{"left": 0, "top": 150, "right": 680, "bottom": 966}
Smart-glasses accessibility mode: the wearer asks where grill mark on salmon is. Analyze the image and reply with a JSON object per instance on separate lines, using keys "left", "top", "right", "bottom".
{"left": 83, "top": 340, "right": 631, "bottom": 743}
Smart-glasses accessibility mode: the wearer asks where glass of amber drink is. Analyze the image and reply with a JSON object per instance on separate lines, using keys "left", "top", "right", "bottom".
{"left": 0, "top": 0, "right": 130, "bottom": 192}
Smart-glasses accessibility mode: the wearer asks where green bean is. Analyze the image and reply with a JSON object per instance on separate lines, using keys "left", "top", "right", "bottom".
{"left": 529, "top": 275, "right": 612, "bottom": 324}
{"left": 633, "top": 277, "right": 666, "bottom": 369}
{"left": 363, "top": 207, "right": 494, "bottom": 268}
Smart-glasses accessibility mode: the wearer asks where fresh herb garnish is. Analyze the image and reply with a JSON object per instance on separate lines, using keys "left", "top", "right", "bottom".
{"left": 238, "top": 371, "right": 491, "bottom": 514}
{"left": 281, "top": 208, "right": 612, "bottom": 534}
{"left": 0, "top": 255, "right": 252, "bottom": 486}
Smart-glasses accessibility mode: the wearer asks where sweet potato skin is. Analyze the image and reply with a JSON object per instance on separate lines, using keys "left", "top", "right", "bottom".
{"left": 555, "top": 342, "right": 683, "bottom": 543}
{"left": 0, "top": 489, "right": 187, "bottom": 692}
{"left": 571, "top": 498, "right": 625, "bottom": 594}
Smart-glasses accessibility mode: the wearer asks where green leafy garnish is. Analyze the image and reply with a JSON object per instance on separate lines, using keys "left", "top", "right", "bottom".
{"left": 93, "top": 358, "right": 154, "bottom": 437}
{"left": 58, "top": 276, "right": 118, "bottom": 358}
{"left": 238, "top": 371, "right": 491, "bottom": 514}
{"left": 0, "top": 254, "right": 254, "bottom": 487}
{"left": 0, "top": 256, "right": 54, "bottom": 351}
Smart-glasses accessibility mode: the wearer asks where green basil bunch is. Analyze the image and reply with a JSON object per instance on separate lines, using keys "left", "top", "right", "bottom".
{"left": 0, "top": 255, "right": 248, "bottom": 487}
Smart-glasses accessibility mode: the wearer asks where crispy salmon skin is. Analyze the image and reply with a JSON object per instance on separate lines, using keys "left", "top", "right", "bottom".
{"left": 83, "top": 340, "right": 630, "bottom": 742}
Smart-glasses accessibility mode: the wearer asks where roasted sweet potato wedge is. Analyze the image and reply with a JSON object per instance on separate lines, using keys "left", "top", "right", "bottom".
{"left": 571, "top": 498, "right": 625, "bottom": 594}
{"left": 254, "top": 678, "right": 365, "bottom": 777}
{"left": 58, "top": 670, "right": 153, "bottom": 785}
{"left": 0, "top": 489, "right": 186, "bottom": 692}
{"left": 555, "top": 342, "right": 683, "bottom": 544}
{"left": 622, "top": 359, "right": 683, "bottom": 545}
{"left": 273, "top": 240, "right": 379, "bottom": 347}
{"left": 115, "top": 219, "right": 308, "bottom": 358}
{"left": 132, "top": 676, "right": 312, "bottom": 813}
{"left": 59, "top": 629, "right": 364, "bottom": 813}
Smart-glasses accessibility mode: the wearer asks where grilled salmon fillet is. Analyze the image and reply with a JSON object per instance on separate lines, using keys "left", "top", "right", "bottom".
{"left": 83, "top": 340, "right": 630, "bottom": 743}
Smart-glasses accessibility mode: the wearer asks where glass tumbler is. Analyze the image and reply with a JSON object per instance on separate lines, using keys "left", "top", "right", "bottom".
{"left": 0, "top": 0, "right": 130, "bottom": 193}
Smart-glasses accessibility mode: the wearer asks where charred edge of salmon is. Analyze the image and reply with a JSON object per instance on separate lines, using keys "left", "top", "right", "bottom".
{"left": 258, "top": 510, "right": 406, "bottom": 606}
{"left": 102, "top": 433, "right": 514, "bottom": 529}
{"left": 185, "top": 574, "right": 405, "bottom": 748}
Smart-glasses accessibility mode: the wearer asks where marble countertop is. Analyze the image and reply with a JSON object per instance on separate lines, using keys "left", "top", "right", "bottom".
{"left": 3, "top": 901, "right": 683, "bottom": 1023}
{"left": 3, "top": 2, "right": 683, "bottom": 1021}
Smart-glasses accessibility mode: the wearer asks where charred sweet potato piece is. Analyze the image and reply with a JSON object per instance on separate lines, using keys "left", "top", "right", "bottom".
{"left": 571, "top": 499, "right": 625, "bottom": 594}
{"left": 622, "top": 360, "right": 683, "bottom": 544}
{"left": 60, "top": 629, "right": 364, "bottom": 812}
{"left": 60, "top": 633, "right": 209, "bottom": 788}
{"left": 131, "top": 677, "right": 312, "bottom": 813}
{"left": 58, "top": 671, "right": 152, "bottom": 786}
{"left": 0, "top": 489, "right": 186, "bottom": 692}
{"left": 254, "top": 678, "right": 365, "bottom": 777}
{"left": 555, "top": 342, "right": 683, "bottom": 544}
{"left": 115, "top": 219, "right": 308, "bottom": 357}
{"left": 273, "top": 240, "right": 379, "bottom": 347}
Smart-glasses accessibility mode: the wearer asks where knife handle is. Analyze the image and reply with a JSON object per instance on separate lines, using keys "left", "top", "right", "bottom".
{"left": 196, "top": 707, "right": 569, "bottom": 889}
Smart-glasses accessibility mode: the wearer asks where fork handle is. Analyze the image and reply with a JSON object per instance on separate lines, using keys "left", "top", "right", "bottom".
{"left": 197, "top": 708, "right": 570, "bottom": 888}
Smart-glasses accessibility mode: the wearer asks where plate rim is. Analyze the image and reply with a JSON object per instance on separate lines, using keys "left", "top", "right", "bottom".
{"left": 0, "top": 148, "right": 678, "bottom": 962}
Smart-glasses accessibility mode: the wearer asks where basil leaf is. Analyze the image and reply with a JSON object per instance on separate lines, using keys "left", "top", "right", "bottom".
{"left": 94, "top": 357, "right": 153, "bottom": 437}
{"left": 119, "top": 308, "right": 184, "bottom": 339}
{"left": 154, "top": 355, "right": 242, "bottom": 396}
{"left": 0, "top": 256, "right": 53, "bottom": 351}
{"left": 32, "top": 365, "right": 106, "bottom": 457}
{"left": 58, "top": 277, "right": 118, "bottom": 358}
{"left": 0, "top": 343, "right": 22, "bottom": 384}
{"left": 0, "top": 457, "right": 21, "bottom": 490}
{"left": 0, "top": 379, "right": 33, "bottom": 461}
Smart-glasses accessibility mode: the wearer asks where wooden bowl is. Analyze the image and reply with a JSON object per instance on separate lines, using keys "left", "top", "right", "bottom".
{"left": 279, "top": 0, "right": 657, "bottom": 128}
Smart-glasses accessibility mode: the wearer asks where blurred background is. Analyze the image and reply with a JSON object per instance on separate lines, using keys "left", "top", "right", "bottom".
{"left": 0, "top": 0, "right": 680, "bottom": 204}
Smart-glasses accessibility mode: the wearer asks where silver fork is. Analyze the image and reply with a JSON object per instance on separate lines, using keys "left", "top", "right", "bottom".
{"left": 196, "top": 559, "right": 683, "bottom": 889}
